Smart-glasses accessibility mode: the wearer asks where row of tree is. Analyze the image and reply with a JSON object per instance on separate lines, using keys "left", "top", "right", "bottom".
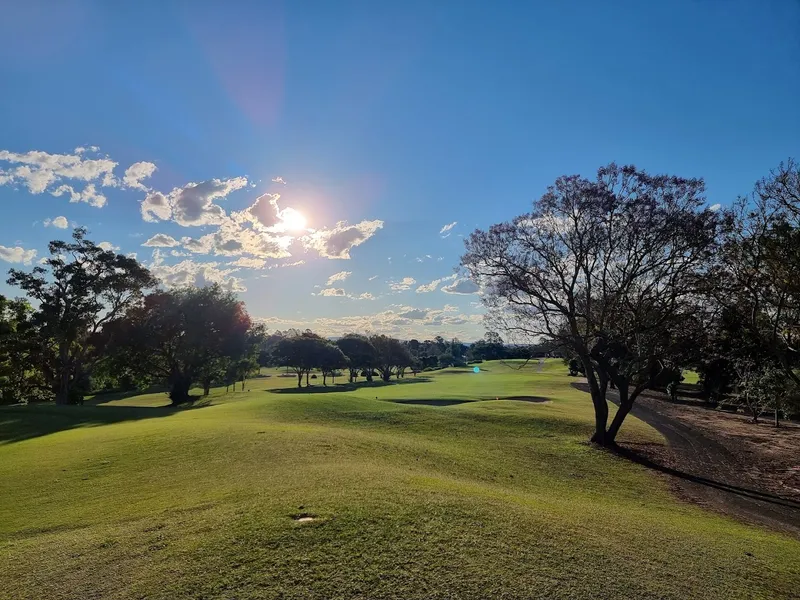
{"left": 1, "top": 230, "right": 544, "bottom": 404}
{"left": 463, "top": 160, "right": 800, "bottom": 443}
{"left": 0, "top": 230, "right": 264, "bottom": 405}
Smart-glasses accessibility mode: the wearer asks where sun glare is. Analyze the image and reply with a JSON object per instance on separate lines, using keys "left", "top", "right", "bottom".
{"left": 280, "top": 208, "right": 307, "bottom": 231}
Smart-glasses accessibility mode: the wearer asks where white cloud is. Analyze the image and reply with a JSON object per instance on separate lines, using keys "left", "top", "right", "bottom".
{"left": 0, "top": 148, "right": 156, "bottom": 208}
{"left": 368, "top": 275, "right": 379, "bottom": 281}
{"left": 390, "top": 276, "right": 417, "bottom": 291}
{"left": 141, "top": 177, "right": 248, "bottom": 226}
{"left": 51, "top": 182, "right": 107, "bottom": 207}
{"left": 271, "top": 176, "right": 286, "bottom": 184}
{"left": 318, "top": 287, "right": 347, "bottom": 297}
{"left": 326, "top": 270, "right": 352, "bottom": 286}
{"left": 709, "top": 203, "right": 722, "bottom": 212}
{"left": 43, "top": 216, "right": 69, "bottom": 229}
{"left": 142, "top": 233, "right": 180, "bottom": 247}
{"left": 0, "top": 148, "right": 117, "bottom": 195}
{"left": 256, "top": 305, "right": 484, "bottom": 340}
{"left": 0, "top": 245, "right": 37, "bottom": 265}
{"left": 230, "top": 256, "right": 267, "bottom": 269}
{"left": 416, "top": 274, "right": 457, "bottom": 293}
{"left": 141, "top": 191, "right": 172, "bottom": 222}
{"left": 441, "top": 278, "right": 480, "bottom": 295}
{"left": 149, "top": 255, "right": 246, "bottom": 292}
{"left": 123, "top": 161, "right": 157, "bottom": 191}
{"left": 98, "top": 241, "right": 120, "bottom": 252}
{"left": 301, "top": 219, "right": 384, "bottom": 259}
{"left": 358, "top": 293, "right": 375, "bottom": 300}
{"left": 439, "top": 221, "right": 457, "bottom": 238}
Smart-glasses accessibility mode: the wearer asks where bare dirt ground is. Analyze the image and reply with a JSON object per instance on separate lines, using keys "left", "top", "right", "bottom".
{"left": 572, "top": 382, "right": 800, "bottom": 538}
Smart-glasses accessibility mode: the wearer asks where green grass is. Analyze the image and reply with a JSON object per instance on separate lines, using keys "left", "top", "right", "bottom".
{"left": 0, "top": 361, "right": 797, "bottom": 599}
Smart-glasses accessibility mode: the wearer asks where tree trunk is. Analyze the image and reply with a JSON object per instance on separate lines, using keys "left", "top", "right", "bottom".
{"left": 55, "top": 343, "right": 71, "bottom": 405}
{"left": 297, "top": 372, "right": 302, "bottom": 388}
{"left": 202, "top": 379, "right": 211, "bottom": 396}
{"left": 366, "top": 370, "right": 373, "bottom": 382}
{"left": 306, "top": 371, "right": 310, "bottom": 386}
{"left": 606, "top": 382, "right": 632, "bottom": 443}
{"left": 583, "top": 357, "right": 610, "bottom": 445}
{"left": 169, "top": 375, "right": 192, "bottom": 405}
{"left": 775, "top": 406, "right": 780, "bottom": 427}
{"left": 323, "top": 372, "right": 328, "bottom": 386}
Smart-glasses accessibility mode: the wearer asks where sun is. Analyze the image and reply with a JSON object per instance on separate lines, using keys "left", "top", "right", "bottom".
{"left": 279, "top": 208, "right": 307, "bottom": 231}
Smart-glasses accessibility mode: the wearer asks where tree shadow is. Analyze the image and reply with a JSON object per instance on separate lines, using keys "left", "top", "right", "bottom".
{"left": 392, "top": 399, "right": 472, "bottom": 406}
{"left": 612, "top": 444, "right": 800, "bottom": 511}
{"left": 0, "top": 400, "right": 206, "bottom": 445}
{"left": 269, "top": 377, "right": 432, "bottom": 394}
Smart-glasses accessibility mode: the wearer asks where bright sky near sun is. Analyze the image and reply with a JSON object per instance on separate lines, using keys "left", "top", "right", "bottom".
{"left": 1, "top": 1, "right": 798, "bottom": 340}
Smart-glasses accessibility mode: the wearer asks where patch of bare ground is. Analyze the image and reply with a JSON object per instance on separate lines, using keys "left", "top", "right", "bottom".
{"left": 572, "top": 381, "right": 800, "bottom": 538}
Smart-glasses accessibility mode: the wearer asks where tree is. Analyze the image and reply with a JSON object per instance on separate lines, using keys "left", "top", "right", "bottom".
{"left": 103, "top": 285, "right": 252, "bottom": 404}
{"left": 369, "top": 334, "right": 410, "bottom": 382}
{"left": 0, "top": 296, "right": 45, "bottom": 404}
{"left": 336, "top": 334, "right": 377, "bottom": 382}
{"left": 462, "top": 164, "right": 721, "bottom": 445}
{"left": 274, "top": 331, "right": 327, "bottom": 387}
{"left": 7, "top": 228, "right": 156, "bottom": 404}
{"left": 714, "top": 162, "right": 800, "bottom": 389}
{"left": 318, "top": 343, "right": 348, "bottom": 386}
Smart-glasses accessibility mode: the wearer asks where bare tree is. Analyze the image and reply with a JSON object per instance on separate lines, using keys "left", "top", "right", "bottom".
{"left": 462, "top": 164, "right": 720, "bottom": 445}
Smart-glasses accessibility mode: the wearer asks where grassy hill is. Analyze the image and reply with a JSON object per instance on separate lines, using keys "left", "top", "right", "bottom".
{"left": 1, "top": 361, "right": 797, "bottom": 599}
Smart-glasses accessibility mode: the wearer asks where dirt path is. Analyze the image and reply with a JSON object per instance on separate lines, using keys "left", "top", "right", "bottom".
{"left": 572, "top": 382, "right": 800, "bottom": 538}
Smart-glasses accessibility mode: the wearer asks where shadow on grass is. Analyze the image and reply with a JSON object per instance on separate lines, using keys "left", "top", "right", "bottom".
{"left": 612, "top": 444, "right": 800, "bottom": 512}
{"left": 0, "top": 398, "right": 207, "bottom": 445}
{"left": 392, "top": 399, "right": 473, "bottom": 406}
{"left": 269, "top": 377, "right": 432, "bottom": 394}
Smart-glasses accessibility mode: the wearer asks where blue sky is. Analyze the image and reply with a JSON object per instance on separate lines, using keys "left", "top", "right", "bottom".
{"left": 1, "top": 0, "right": 798, "bottom": 340}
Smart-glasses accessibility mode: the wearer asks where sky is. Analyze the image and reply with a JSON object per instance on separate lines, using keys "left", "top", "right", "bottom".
{"left": 1, "top": 0, "right": 799, "bottom": 341}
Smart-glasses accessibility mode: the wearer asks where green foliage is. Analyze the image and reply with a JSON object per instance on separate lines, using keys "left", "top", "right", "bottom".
{"left": 104, "top": 284, "right": 253, "bottom": 404}
{"left": 5, "top": 228, "right": 156, "bottom": 405}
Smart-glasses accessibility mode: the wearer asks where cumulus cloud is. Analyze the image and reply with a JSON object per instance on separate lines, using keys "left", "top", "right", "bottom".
{"left": 230, "top": 256, "right": 267, "bottom": 269}
{"left": 390, "top": 277, "right": 417, "bottom": 292}
{"left": 98, "top": 241, "right": 120, "bottom": 252}
{"left": 439, "top": 221, "right": 457, "bottom": 238}
{"left": 358, "top": 293, "right": 375, "bottom": 300}
{"left": 149, "top": 254, "right": 246, "bottom": 292}
{"left": 398, "top": 308, "right": 428, "bottom": 319}
{"left": 441, "top": 277, "right": 480, "bottom": 295}
{"left": 257, "top": 305, "right": 483, "bottom": 339}
{"left": 301, "top": 219, "right": 384, "bottom": 259}
{"left": 709, "top": 203, "right": 722, "bottom": 212}
{"left": 141, "top": 177, "right": 248, "bottom": 225}
{"left": 51, "top": 182, "right": 107, "bottom": 207}
{"left": 318, "top": 287, "right": 347, "bottom": 297}
{"left": 326, "top": 270, "right": 352, "bottom": 286}
{"left": 0, "top": 147, "right": 157, "bottom": 207}
{"left": 123, "top": 161, "right": 157, "bottom": 191}
{"left": 43, "top": 216, "right": 69, "bottom": 229}
{"left": 416, "top": 274, "right": 457, "bottom": 293}
{"left": 142, "top": 233, "right": 180, "bottom": 247}
{"left": 0, "top": 245, "right": 37, "bottom": 265}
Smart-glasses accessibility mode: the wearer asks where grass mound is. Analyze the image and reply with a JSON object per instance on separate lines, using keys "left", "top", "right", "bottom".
{"left": 0, "top": 361, "right": 798, "bottom": 599}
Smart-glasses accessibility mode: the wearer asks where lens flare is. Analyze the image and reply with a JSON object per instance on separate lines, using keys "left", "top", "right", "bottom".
{"left": 279, "top": 208, "right": 307, "bottom": 231}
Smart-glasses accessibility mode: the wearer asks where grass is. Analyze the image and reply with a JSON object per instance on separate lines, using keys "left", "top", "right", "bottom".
{"left": 0, "top": 360, "right": 798, "bottom": 599}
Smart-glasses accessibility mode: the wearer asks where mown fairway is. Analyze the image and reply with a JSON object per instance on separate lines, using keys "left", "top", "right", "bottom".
{"left": 1, "top": 361, "right": 798, "bottom": 599}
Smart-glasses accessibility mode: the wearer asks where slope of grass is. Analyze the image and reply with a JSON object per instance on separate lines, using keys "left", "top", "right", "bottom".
{"left": 0, "top": 361, "right": 797, "bottom": 599}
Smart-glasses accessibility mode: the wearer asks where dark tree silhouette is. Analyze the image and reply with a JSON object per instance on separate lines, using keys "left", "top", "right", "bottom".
{"left": 104, "top": 285, "right": 253, "bottom": 404}
{"left": 462, "top": 164, "right": 721, "bottom": 445}
{"left": 7, "top": 228, "right": 156, "bottom": 404}
{"left": 336, "top": 334, "right": 377, "bottom": 382}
